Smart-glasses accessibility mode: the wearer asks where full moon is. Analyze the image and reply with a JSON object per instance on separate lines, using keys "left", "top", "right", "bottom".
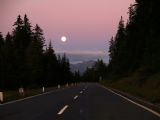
{"left": 61, "top": 36, "right": 67, "bottom": 42}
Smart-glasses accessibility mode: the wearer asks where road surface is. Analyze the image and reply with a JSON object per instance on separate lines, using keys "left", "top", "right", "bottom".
{"left": 0, "top": 83, "right": 159, "bottom": 120}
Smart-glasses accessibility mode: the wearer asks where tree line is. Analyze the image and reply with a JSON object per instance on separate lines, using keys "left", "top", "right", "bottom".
{"left": 0, "top": 15, "right": 73, "bottom": 90}
{"left": 82, "top": 59, "right": 107, "bottom": 82}
{"left": 107, "top": 0, "right": 160, "bottom": 79}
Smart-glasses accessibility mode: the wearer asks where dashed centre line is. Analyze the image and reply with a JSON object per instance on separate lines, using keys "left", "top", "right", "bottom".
{"left": 80, "top": 91, "right": 83, "bottom": 94}
{"left": 74, "top": 95, "right": 78, "bottom": 100}
{"left": 57, "top": 105, "right": 69, "bottom": 115}
{"left": 57, "top": 88, "right": 87, "bottom": 116}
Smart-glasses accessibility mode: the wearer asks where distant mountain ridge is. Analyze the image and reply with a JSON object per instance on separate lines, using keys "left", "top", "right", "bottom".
{"left": 56, "top": 52, "right": 109, "bottom": 64}
{"left": 56, "top": 52, "right": 108, "bottom": 74}
{"left": 70, "top": 60, "right": 96, "bottom": 74}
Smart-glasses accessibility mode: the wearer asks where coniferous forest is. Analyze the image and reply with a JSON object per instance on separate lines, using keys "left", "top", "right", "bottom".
{"left": 108, "top": 0, "right": 160, "bottom": 76}
{"left": 0, "top": 15, "right": 73, "bottom": 90}
{"left": 0, "top": 14, "right": 107, "bottom": 91}
{"left": 106, "top": 0, "right": 160, "bottom": 102}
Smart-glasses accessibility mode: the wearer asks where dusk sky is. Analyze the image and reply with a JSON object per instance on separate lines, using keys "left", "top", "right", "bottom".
{"left": 0, "top": 0, "right": 134, "bottom": 54}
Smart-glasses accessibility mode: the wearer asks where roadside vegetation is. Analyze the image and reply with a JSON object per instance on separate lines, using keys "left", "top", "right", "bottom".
{"left": 3, "top": 88, "right": 45, "bottom": 103}
{"left": 104, "top": 0, "right": 160, "bottom": 105}
{"left": 102, "top": 72, "right": 160, "bottom": 104}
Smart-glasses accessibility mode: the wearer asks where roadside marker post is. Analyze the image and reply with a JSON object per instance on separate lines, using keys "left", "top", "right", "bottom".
{"left": 42, "top": 87, "right": 45, "bottom": 93}
{"left": 66, "top": 83, "right": 68, "bottom": 87}
{"left": 0, "top": 92, "right": 3, "bottom": 102}
{"left": 99, "top": 76, "right": 102, "bottom": 82}
{"left": 19, "top": 87, "right": 24, "bottom": 96}
{"left": 58, "top": 84, "right": 60, "bottom": 89}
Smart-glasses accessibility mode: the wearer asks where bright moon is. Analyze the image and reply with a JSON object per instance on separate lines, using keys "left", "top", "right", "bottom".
{"left": 61, "top": 36, "right": 67, "bottom": 42}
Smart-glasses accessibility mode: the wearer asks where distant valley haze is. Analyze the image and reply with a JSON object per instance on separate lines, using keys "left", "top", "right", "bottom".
{"left": 56, "top": 51, "right": 109, "bottom": 64}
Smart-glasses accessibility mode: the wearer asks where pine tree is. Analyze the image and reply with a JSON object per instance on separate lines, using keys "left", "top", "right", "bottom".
{"left": 108, "top": 17, "right": 126, "bottom": 76}
{"left": 128, "top": 4, "right": 136, "bottom": 24}
{"left": 3, "top": 33, "right": 16, "bottom": 89}
{"left": 108, "top": 36, "right": 115, "bottom": 62}
{"left": 60, "top": 54, "right": 72, "bottom": 84}
{"left": 73, "top": 70, "right": 81, "bottom": 83}
{"left": 33, "top": 24, "right": 45, "bottom": 52}
{"left": 94, "top": 59, "right": 107, "bottom": 79}
{"left": 142, "top": 1, "right": 160, "bottom": 71}
{"left": 11, "top": 15, "right": 27, "bottom": 87}
{"left": 44, "top": 41, "right": 58, "bottom": 86}
{"left": 25, "top": 24, "right": 45, "bottom": 87}
{"left": 0, "top": 32, "right": 4, "bottom": 90}
{"left": 0, "top": 32, "right": 4, "bottom": 47}
{"left": 23, "top": 14, "right": 33, "bottom": 47}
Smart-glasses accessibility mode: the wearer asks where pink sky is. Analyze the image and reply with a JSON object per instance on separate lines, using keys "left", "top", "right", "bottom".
{"left": 0, "top": 0, "right": 134, "bottom": 53}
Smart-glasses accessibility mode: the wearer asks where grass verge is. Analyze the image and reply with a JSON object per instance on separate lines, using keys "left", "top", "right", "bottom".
{"left": 102, "top": 72, "right": 160, "bottom": 105}
{"left": 0, "top": 87, "right": 57, "bottom": 104}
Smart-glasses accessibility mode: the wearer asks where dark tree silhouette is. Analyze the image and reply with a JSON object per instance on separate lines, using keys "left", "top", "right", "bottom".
{"left": 108, "top": 17, "right": 127, "bottom": 77}
{"left": 0, "top": 32, "right": 4, "bottom": 90}
{"left": 107, "top": 0, "right": 160, "bottom": 79}
{"left": 43, "top": 41, "right": 58, "bottom": 86}
{"left": 0, "top": 15, "right": 74, "bottom": 90}
{"left": 83, "top": 59, "right": 107, "bottom": 82}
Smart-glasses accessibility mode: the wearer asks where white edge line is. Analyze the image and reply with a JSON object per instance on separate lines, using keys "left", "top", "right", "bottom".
{"left": 57, "top": 105, "right": 69, "bottom": 115}
{"left": 74, "top": 95, "right": 78, "bottom": 100}
{"left": 0, "top": 89, "right": 60, "bottom": 106}
{"left": 100, "top": 85, "right": 160, "bottom": 118}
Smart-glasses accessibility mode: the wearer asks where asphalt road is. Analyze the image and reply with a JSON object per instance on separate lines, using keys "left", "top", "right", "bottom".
{"left": 0, "top": 83, "right": 159, "bottom": 120}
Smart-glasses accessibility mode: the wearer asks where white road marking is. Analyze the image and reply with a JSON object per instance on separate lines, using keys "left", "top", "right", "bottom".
{"left": 57, "top": 105, "right": 69, "bottom": 115}
{"left": 80, "top": 91, "right": 83, "bottom": 94}
{"left": 100, "top": 85, "right": 160, "bottom": 118}
{"left": 74, "top": 95, "right": 78, "bottom": 100}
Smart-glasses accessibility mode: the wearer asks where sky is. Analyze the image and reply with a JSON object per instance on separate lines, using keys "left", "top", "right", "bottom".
{"left": 0, "top": 0, "right": 134, "bottom": 54}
